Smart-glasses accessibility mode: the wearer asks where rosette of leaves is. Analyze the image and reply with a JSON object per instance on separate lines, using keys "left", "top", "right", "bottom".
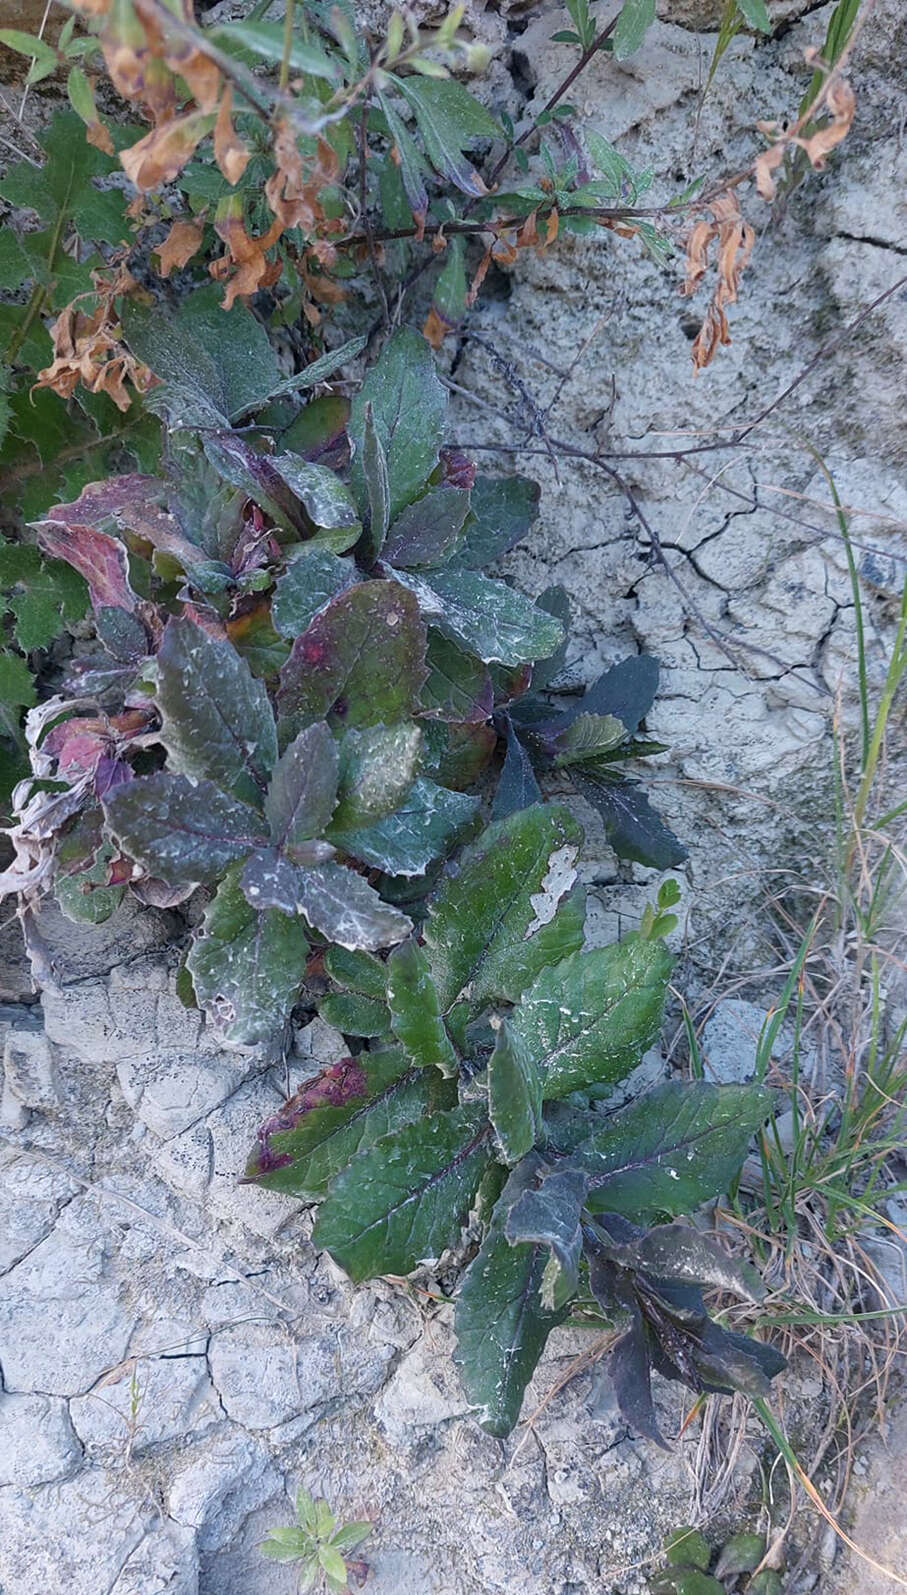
{"left": 245, "top": 802, "right": 781, "bottom": 1436}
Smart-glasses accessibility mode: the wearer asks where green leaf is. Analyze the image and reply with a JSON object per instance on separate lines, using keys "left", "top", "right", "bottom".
{"left": 277, "top": 580, "right": 427, "bottom": 736}
{"left": 510, "top": 938, "right": 672, "bottom": 1100}
{"left": 55, "top": 839, "right": 125, "bottom": 926}
{"left": 384, "top": 483, "right": 471, "bottom": 570}
{"left": 550, "top": 712, "right": 626, "bottom": 768}
{"left": 271, "top": 548, "right": 353, "bottom": 640}
{"left": 187, "top": 864, "right": 309, "bottom": 1045}
{"left": 665, "top": 1528, "right": 711, "bottom": 1571}
{"left": 377, "top": 89, "right": 429, "bottom": 219}
{"left": 0, "top": 112, "right": 128, "bottom": 245}
{"left": 349, "top": 327, "right": 446, "bottom": 523}
{"left": 359, "top": 400, "right": 391, "bottom": 560}
{"left": 456, "top": 475, "right": 541, "bottom": 569}
{"left": 269, "top": 455, "right": 361, "bottom": 538}
{"left": 295, "top": 861, "right": 413, "bottom": 950}
{"left": 245, "top": 1046, "right": 434, "bottom": 1198}
{"left": 394, "top": 567, "right": 564, "bottom": 666}
{"left": 318, "top": 990, "right": 389, "bottom": 1036}
{"left": 105, "top": 773, "right": 266, "bottom": 886}
{"left": 265, "top": 336, "right": 368, "bottom": 401}
{"left": 330, "top": 1522, "right": 372, "bottom": 1554}
{"left": 265, "top": 721, "right": 339, "bottom": 848}
{"left": 420, "top": 631, "right": 493, "bottom": 725}
{"left": 736, "top": 0, "right": 771, "bottom": 31}
{"left": 329, "top": 777, "right": 479, "bottom": 877}
{"left": 487, "top": 1019, "right": 543, "bottom": 1164}
{"left": 395, "top": 77, "right": 501, "bottom": 197}
{"left": 207, "top": 20, "right": 341, "bottom": 79}
{"left": 319, "top": 1545, "right": 349, "bottom": 1583}
{"left": 612, "top": 0, "right": 656, "bottom": 59}
{"left": 0, "top": 542, "right": 88, "bottom": 652}
{"left": 386, "top": 937, "right": 459, "bottom": 1077}
{"left": 312, "top": 1103, "right": 492, "bottom": 1281}
{"left": 573, "top": 1081, "right": 775, "bottom": 1218}
{"left": 424, "top": 802, "right": 584, "bottom": 1017}
{"left": 259, "top": 1527, "right": 307, "bottom": 1562}
{"left": 153, "top": 616, "right": 277, "bottom": 807}
{"left": 454, "top": 1155, "right": 565, "bottom": 1436}
{"left": 122, "top": 283, "right": 281, "bottom": 427}
{"left": 327, "top": 722, "right": 421, "bottom": 830}
{"left": 0, "top": 650, "right": 36, "bottom": 712}
{"left": 323, "top": 944, "right": 388, "bottom": 1001}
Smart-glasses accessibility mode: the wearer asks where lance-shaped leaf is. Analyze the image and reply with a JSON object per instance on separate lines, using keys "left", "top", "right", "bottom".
{"left": 330, "top": 777, "right": 479, "bottom": 877}
{"left": 312, "top": 1103, "right": 493, "bottom": 1281}
{"left": 265, "top": 721, "right": 339, "bottom": 850}
{"left": 549, "top": 713, "right": 626, "bottom": 768}
{"left": 386, "top": 937, "right": 458, "bottom": 1077}
{"left": 383, "top": 483, "right": 471, "bottom": 569}
{"left": 392, "top": 567, "right": 564, "bottom": 667}
{"left": 154, "top": 617, "right": 277, "bottom": 807}
{"left": 573, "top": 1082, "right": 775, "bottom": 1219}
{"left": 359, "top": 401, "right": 390, "bottom": 560}
{"left": 572, "top": 771, "right": 686, "bottom": 871}
{"left": 269, "top": 455, "right": 361, "bottom": 541}
{"left": 503, "top": 1166, "right": 588, "bottom": 1309}
{"left": 376, "top": 88, "right": 429, "bottom": 221}
{"left": 509, "top": 938, "right": 672, "bottom": 1101}
{"left": 349, "top": 327, "right": 446, "bottom": 523}
{"left": 420, "top": 632, "right": 493, "bottom": 725}
{"left": 244, "top": 1047, "right": 436, "bottom": 1198}
{"left": 105, "top": 772, "right": 267, "bottom": 886}
{"left": 455, "top": 474, "right": 541, "bottom": 569}
{"left": 327, "top": 723, "right": 421, "bottom": 832}
{"left": 454, "top": 1154, "right": 565, "bottom": 1436}
{"left": 272, "top": 549, "right": 354, "bottom": 642}
{"left": 295, "top": 861, "right": 412, "bottom": 950}
{"left": 488, "top": 1019, "right": 543, "bottom": 1165}
{"left": 186, "top": 864, "right": 308, "bottom": 1045}
{"left": 492, "top": 715, "right": 542, "bottom": 819}
{"left": 277, "top": 581, "right": 427, "bottom": 736}
{"left": 601, "top": 1300, "right": 667, "bottom": 1448}
{"left": 634, "top": 1224, "right": 766, "bottom": 1303}
{"left": 424, "top": 803, "right": 584, "bottom": 1018}
{"left": 396, "top": 77, "right": 501, "bottom": 197}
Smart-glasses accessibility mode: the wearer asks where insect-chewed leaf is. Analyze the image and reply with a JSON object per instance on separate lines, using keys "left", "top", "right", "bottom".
{"left": 277, "top": 581, "right": 427, "bottom": 736}
{"left": 503, "top": 1166, "right": 588, "bottom": 1307}
{"left": 154, "top": 616, "right": 277, "bottom": 808}
{"left": 269, "top": 455, "right": 362, "bottom": 540}
{"left": 454, "top": 1154, "right": 565, "bottom": 1436}
{"left": 420, "top": 632, "right": 493, "bottom": 725}
{"left": 311, "top": 1102, "right": 493, "bottom": 1281}
{"left": 509, "top": 938, "right": 672, "bottom": 1100}
{"left": 329, "top": 777, "right": 479, "bottom": 877}
{"left": 383, "top": 483, "right": 471, "bottom": 569}
{"left": 487, "top": 1019, "right": 543, "bottom": 1165}
{"left": 326, "top": 723, "right": 421, "bottom": 832}
{"left": 393, "top": 566, "right": 565, "bottom": 667}
{"left": 492, "top": 715, "right": 542, "bottom": 819}
{"left": 635, "top": 1224, "right": 765, "bottom": 1302}
{"left": 386, "top": 937, "right": 458, "bottom": 1077}
{"left": 571, "top": 771, "right": 686, "bottom": 870}
{"left": 272, "top": 548, "right": 354, "bottom": 640}
{"left": 396, "top": 77, "right": 501, "bottom": 197}
{"left": 244, "top": 1046, "right": 435, "bottom": 1198}
{"left": 349, "top": 327, "right": 446, "bottom": 523}
{"left": 575, "top": 1082, "right": 774, "bottom": 1219}
{"left": 455, "top": 474, "right": 540, "bottom": 569}
{"left": 424, "top": 803, "right": 585, "bottom": 1020}
{"left": 265, "top": 721, "right": 339, "bottom": 850}
{"left": 105, "top": 772, "right": 266, "bottom": 886}
{"left": 295, "top": 861, "right": 413, "bottom": 950}
{"left": 186, "top": 863, "right": 309, "bottom": 1044}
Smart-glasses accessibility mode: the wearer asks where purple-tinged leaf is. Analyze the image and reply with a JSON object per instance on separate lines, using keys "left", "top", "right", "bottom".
{"left": 296, "top": 861, "right": 413, "bottom": 950}
{"left": 277, "top": 580, "right": 427, "bottom": 735}
{"left": 603, "top": 1303, "right": 668, "bottom": 1448}
{"left": 561, "top": 654, "right": 660, "bottom": 734}
{"left": 383, "top": 483, "right": 471, "bottom": 570}
{"left": 104, "top": 772, "right": 266, "bottom": 886}
{"left": 359, "top": 401, "right": 391, "bottom": 560}
{"left": 269, "top": 454, "right": 362, "bottom": 540}
{"left": 265, "top": 721, "right": 339, "bottom": 851}
{"left": 530, "top": 585, "right": 571, "bottom": 690}
{"left": 492, "top": 715, "right": 542, "bottom": 819}
{"left": 154, "top": 616, "right": 277, "bottom": 808}
{"left": 420, "top": 632, "right": 493, "bottom": 726}
{"left": 34, "top": 516, "right": 137, "bottom": 615}
{"left": 376, "top": 89, "right": 429, "bottom": 221}
{"left": 635, "top": 1225, "right": 766, "bottom": 1303}
{"left": 186, "top": 863, "right": 309, "bottom": 1045}
{"left": 571, "top": 771, "right": 686, "bottom": 869}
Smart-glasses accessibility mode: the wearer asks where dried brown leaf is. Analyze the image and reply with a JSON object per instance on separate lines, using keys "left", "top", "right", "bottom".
{"left": 155, "top": 217, "right": 204, "bottom": 276}
{"left": 120, "top": 109, "right": 214, "bottom": 191}
{"left": 213, "top": 84, "right": 250, "bottom": 185}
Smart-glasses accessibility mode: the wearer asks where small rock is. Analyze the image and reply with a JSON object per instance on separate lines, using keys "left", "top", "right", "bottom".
{"left": 701, "top": 998, "right": 770, "bottom": 1084}
{"left": 3, "top": 1027, "right": 58, "bottom": 1110}
{"left": 294, "top": 1015, "right": 349, "bottom": 1066}
{"left": 0, "top": 1392, "right": 82, "bottom": 1486}
{"left": 168, "top": 1428, "right": 282, "bottom": 1553}
{"left": 374, "top": 1325, "right": 470, "bottom": 1447}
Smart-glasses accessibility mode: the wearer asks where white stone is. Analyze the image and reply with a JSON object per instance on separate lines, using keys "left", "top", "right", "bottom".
{"left": 168, "top": 1428, "right": 282, "bottom": 1553}
{"left": 0, "top": 1392, "right": 81, "bottom": 1486}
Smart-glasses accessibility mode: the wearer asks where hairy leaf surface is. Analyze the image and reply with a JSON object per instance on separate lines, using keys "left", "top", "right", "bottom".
{"left": 186, "top": 864, "right": 308, "bottom": 1044}
{"left": 154, "top": 617, "right": 277, "bottom": 806}
{"left": 105, "top": 772, "right": 266, "bottom": 885}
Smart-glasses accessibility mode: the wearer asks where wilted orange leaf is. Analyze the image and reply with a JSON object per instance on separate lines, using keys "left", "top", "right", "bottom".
{"left": 36, "top": 297, "right": 157, "bottom": 412}
{"left": 155, "top": 218, "right": 204, "bottom": 276}
{"left": 213, "top": 84, "right": 250, "bottom": 185}
{"left": 120, "top": 108, "right": 214, "bottom": 190}
{"left": 683, "top": 190, "right": 754, "bottom": 371}
{"left": 210, "top": 197, "right": 282, "bottom": 309}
